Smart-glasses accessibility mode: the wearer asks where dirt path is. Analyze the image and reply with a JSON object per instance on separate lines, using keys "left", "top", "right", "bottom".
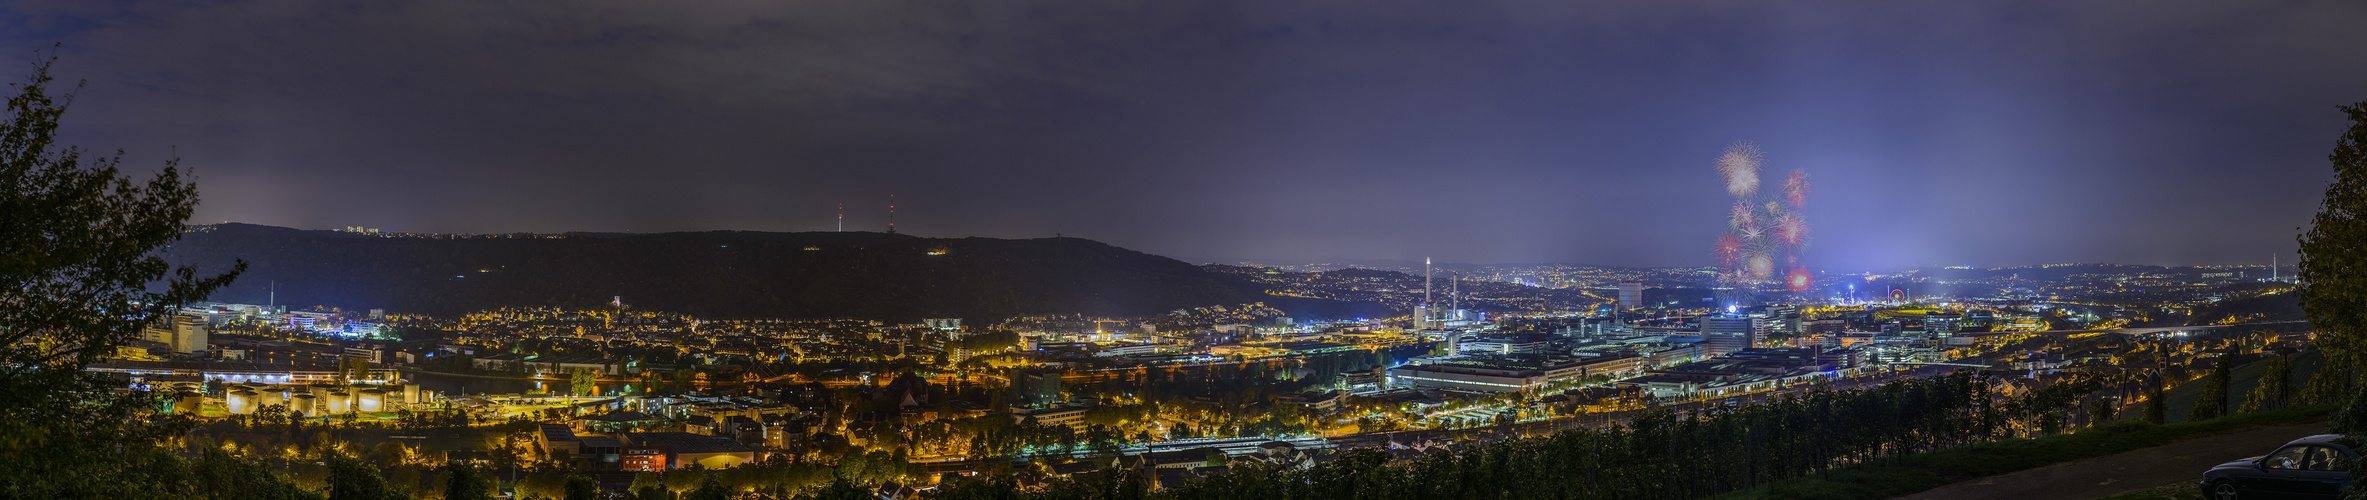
{"left": 1896, "top": 422, "right": 2331, "bottom": 500}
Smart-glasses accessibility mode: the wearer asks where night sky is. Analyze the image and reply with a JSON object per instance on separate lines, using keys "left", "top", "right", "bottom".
{"left": 7, "top": 1, "right": 2364, "bottom": 271}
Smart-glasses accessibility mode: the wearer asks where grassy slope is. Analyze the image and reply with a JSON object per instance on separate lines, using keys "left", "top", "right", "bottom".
{"left": 1708, "top": 406, "right": 2333, "bottom": 500}
{"left": 1709, "top": 349, "right": 2334, "bottom": 500}
{"left": 2130, "top": 349, "right": 2323, "bottom": 423}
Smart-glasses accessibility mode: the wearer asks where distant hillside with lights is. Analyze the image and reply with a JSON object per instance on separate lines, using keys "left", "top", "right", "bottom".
{"left": 163, "top": 223, "right": 1293, "bottom": 322}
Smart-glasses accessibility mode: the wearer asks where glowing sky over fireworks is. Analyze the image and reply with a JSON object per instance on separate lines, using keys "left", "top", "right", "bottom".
{"left": 1715, "top": 142, "right": 1815, "bottom": 294}
{"left": 9, "top": 2, "right": 2357, "bottom": 269}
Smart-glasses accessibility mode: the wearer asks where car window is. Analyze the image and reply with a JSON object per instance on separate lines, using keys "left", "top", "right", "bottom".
{"left": 2266, "top": 446, "right": 2309, "bottom": 470}
{"left": 2308, "top": 446, "right": 2352, "bottom": 471}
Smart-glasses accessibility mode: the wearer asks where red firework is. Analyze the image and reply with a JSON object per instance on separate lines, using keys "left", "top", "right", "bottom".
{"left": 1783, "top": 170, "right": 1809, "bottom": 208}
{"left": 1714, "top": 234, "right": 1744, "bottom": 266}
{"left": 1774, "top": 212, "right": 1809, "bottom": 247}
{"left": 1785, "top": 267, "right": 1814, "bottom": 292}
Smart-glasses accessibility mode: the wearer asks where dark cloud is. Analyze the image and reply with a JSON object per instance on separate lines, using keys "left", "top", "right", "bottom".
{"left": 5, "top": 0, "right": 2362, "bottom": 270}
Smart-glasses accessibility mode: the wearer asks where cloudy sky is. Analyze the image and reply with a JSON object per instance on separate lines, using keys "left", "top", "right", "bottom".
{"left": 6, "top": 1, "right": 2363, "bottom": 270}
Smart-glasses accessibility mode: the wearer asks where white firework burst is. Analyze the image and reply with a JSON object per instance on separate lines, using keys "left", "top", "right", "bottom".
{"left": 1745, "top": 254, "right": 1774, "bottom": 280}
{"left": 1716, "top": 142, "right": 1762, "bottom": 197}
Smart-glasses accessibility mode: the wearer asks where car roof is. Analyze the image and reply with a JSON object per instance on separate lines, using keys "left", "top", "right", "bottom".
{"left": 2287, "top": 434, "right": 2349, "bottom": 446}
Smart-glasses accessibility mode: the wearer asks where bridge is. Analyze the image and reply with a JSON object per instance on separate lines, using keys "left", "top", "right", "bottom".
{"left": 1893, "top": 362, "right": 1992, "bottom": 368}
{"left": 1956, "top": 320, "right": 2308, "bottom": 339}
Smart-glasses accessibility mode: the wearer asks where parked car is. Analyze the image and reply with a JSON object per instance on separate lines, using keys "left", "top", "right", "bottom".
{"left": 2200, "top": 434, "right": 2357, "bottom": 499}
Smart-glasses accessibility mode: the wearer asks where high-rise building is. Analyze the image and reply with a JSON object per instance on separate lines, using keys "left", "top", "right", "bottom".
{"left": 1618, "top": 281, "right": 1643, "bottom": 310}
{"left": 1699, "top": 314, "right": 1761, "bottom": 356}
{"left": 1764, "top": 305, "right": 1801, "bottom": 336}
{"left": 1925, "top": 312, "right": 1963, "bottom": 336}
{"left": 140, "top": 314, "right": 209, "bottom": 354}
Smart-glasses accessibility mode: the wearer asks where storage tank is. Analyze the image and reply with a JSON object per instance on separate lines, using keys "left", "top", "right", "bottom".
{"left": 227, "top": 390, "right": 258, "bottom": 414}
{"left": 326, "top": 391, "right": 351, "bottom": 413}
{"left": 289, "top": 394, "right": 318, "bottom": 417}
{"left": 258, "top": 389, "right": 286, "bottom": 411}
{"left": 358, "top": 389, "right": 384, "bottom": 412}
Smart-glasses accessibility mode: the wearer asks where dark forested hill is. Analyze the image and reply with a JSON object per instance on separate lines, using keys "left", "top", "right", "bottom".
{"left": 162, "top": 224, "right": 1269, "bottom": 321}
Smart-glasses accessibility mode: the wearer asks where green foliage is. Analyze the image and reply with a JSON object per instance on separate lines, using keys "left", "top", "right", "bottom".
{"left": 2146, "top": 384, "right": 2168, "bottom": 424}
{"left": 563, "top": 475, "right": 601, "bottom": 500}
{"left": 327, "top": 455, "right": 403, "bottom": 500}
{"left": 809, "top": 477, "right": 872, "bottom": 500}
{"left": 2242, "top": 355, "right": 2295, "bottom": 413}
{"left": 681, "top": 477, "right": 729, "bottom": 500}
{"left": 2087, "top": 398, "right": 2116, "bottom": 427}
{"left": 2300, "top": 362, "right": 2357, "bottom": 407}
{"left": 571, "top": 368, "right": 600, "bottom": 397}
{"left": 0, "top": 51, "right": 248, "bottom": 500}
{"left": 2333, "top": 382, "right": 2367, "bottom": 436}
{"left": 2190, "top": 353, "right": 2234, "bottom": 422}
{"left": 442, "top": 461, "right": 495, "bottom": 500}
{"left": 2300, "top": 98, "right": 2367, "bottom": 367}
{"left": 339, "top": 356, "right": 374, "bottom": 384}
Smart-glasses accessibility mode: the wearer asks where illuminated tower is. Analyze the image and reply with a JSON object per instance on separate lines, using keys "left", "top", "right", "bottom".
{"left": 837, "top": 203, "right": 844, "bottom": 232}
{"left": 887, "top": 194, "right": 897, "bottom": 234}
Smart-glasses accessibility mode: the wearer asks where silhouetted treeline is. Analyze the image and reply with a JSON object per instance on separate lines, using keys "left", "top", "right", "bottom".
{"left": 164, "top": 224, "right": 1318, "bottom": 322}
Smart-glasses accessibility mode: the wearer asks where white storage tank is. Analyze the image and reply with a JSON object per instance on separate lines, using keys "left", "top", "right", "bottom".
{"left": 358, "top": 389, "right": 384, "bottom": 412}
{"left": 227, "top": 390, "right": 258, "bottom": 414}
{"left": 290, "top": 394, "right": 318, "bottom": 417}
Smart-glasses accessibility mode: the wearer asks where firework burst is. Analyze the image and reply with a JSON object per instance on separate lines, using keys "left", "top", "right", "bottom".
{"left": 1784, "top": 267, "right": 1814, "bottom": 292}
{"left": 1773, "top": 212, "right": 1809, "bottom": 247}
{"left": 1709, "top": 142, "right": 1812, "bottom": 302}
{"left": 1714, "top": 234, "right": 1745, "bottom": 265}
{"left": 1716, "top": 142, "right": 1761, "bottom": 197}
{"left": 1783, "top": 170, "right": 1809, "bottom": 208}
{"left": 1745, "top": 254, "right": 1774, "bottom": 280}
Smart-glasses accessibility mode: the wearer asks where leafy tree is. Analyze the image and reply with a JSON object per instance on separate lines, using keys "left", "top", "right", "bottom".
{"left": 681, "top": 477, "right": 730, "bottom": 500}
{"left": 631, "top": 485, "right": 675, "bottom": 500}
{"left": 810, "top": 477, "right": 870, "bottom": 500}
{"left": 2334, "top": 382, "right": 2367, "bottom": 436}
{"left": 182, "top": 449, "right": 323, "bottom": 500}
{"left": 562, "top": 475, "right": 601, "bottom": 500}
{"left": 571, "top": 368, "right": 600, "bottom": 397}
{"left": 340, "top": 357, "right": 374, "bottom": 384}
{"left": 2300, "top": 98, "right": 2367, "bottom": 371}
{"left": 0, "top": 51, "right": 245, "bottom": 499}
{"left": 2145, "top": 383, "right": 2168, "bottom": 424}
{"left": 2242, "top": 355, "right": 2294, "bottom": 413}
{"left": 2190, "top": 352, "right": 2234, "bottom": 422}
{"left": 2086, "top": 398, "right": 2115, "bottom": 427}
{"left": 442, "top": 461, "right": 495, "bottom": 500}
{"left": 327, "top": 455, "right": 402, "bottom": 500}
